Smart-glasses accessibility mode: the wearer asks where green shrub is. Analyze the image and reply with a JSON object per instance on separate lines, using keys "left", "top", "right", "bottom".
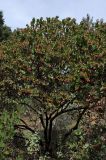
{"left": 0, "top": 110, "right": 19, "bottom": 159}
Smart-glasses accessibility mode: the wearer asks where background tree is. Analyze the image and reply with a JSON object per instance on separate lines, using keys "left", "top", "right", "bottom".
{"left": 0, "top": 11, "right": 11, "bottom": 42}
{"left": 1, "top": 16, "right": 106, "bottom": 157}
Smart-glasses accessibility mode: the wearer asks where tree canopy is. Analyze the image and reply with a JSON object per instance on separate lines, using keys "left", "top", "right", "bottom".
{"left": 0, "top": 16, "right": 106, "bottom": 154}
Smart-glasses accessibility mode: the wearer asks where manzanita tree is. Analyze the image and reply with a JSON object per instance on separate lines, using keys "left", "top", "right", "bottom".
{"left": 1, "top": 16, "right": 106, "bottom": 155}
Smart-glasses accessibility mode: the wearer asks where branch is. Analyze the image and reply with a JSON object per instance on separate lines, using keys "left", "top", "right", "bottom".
{"left": 48, "top": 100, "right": 69, "bottom": 120}
{"left": 20, "top": 102, "right": 37, "bottom": 113}
{"left": 32, "top": 96, "right": 43, "bottom": 105}
{"left": 62, "top": 107, "right": 88, "bottom": 143}
{"left": 14, "top": 118, "right": 35, "bottom": 133}
{"left": 51, "top": 97, "right": 100, "bottom": 122}
{"left": 20, "top": 102, "right": 44, "bottom": 116}
{"left": 49, "top": 98, "right": 75, "bottom": 120}
{"left": 14, "top": 124, "right": 35, "bottom": 133}
{"left": 39, "top": 114, "right": 46, "bottom": 129}
{"left": 20, "top": 118, "right": 29, "bottom": 126}
{"left": 51, "top": 106, "right": 86, "bottom": 121}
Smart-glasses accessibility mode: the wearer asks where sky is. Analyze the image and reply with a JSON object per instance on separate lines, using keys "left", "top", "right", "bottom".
{"left": 0, "top": 0, "right": 106, "bottom": 30}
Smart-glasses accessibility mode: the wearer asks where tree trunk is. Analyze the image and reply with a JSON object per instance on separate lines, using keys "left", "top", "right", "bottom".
{"left": 43, "top": 118, "right": 53, "bottom": 154}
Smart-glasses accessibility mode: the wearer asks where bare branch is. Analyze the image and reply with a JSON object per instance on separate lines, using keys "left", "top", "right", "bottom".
{"left": 48, "top": 100, "right": 69, "bottom": 120}
{"left": 20, "top": 102, "right": 37, "bottom": 113}
{"left": 14, "top": 124, "right": 35, "bottom": 133}
{"left": 49, "top": 98, "right": 76, "bottom": 120}
{"left": 51, "top": 106, "right": 86, "bottom": 121}
{"left": 32, "top": 96, "right": 43, "bottom": 105}
{"left": 20, "top": 118, "right": 30, "bottom": 126}
{"left": 62, "top": 107, "right": 88, "bottom": 143}
{"left": 39, "top": 114, "right": 46, "bottom": 129}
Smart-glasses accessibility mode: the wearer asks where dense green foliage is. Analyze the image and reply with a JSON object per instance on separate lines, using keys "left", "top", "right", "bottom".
{"left": 0, "top": 111, "right": 19, "bottom": 159}
{"left": 0, "top": 11, "right": 11, "bottom": 42}
{"left": 0, "top": 15, "right": 106, "bottom": 159}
